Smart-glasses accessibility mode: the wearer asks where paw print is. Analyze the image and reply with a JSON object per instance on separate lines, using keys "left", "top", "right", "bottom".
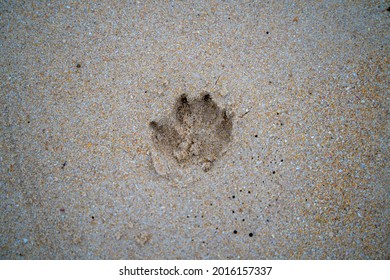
{"left": 149, "top": 92, "right": 233, "bottom": 174}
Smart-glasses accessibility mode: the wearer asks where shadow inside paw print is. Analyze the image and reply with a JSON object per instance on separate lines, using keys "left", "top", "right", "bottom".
{"left": 149, "top": 93, "right": 233, "bottom": 174}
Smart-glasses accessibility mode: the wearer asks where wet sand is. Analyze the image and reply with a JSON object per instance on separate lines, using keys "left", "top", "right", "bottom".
{"left": 1, "top": 1, "right": 389, "bottom": 259}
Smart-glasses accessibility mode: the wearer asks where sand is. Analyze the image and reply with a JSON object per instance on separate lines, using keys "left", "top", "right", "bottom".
{"left": 1, "top": 1, "right": 389, "bottom": 259}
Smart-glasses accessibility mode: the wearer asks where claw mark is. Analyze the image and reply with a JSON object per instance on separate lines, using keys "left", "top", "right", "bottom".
{"left": 238, "top": 109, "right": 250, "bottom": 118}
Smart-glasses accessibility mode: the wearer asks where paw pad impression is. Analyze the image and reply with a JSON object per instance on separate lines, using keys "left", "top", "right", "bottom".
{"left": 149, "top": 92, "right": 233, "bottom": 177}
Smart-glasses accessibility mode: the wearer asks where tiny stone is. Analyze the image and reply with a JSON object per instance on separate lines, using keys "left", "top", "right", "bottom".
{"left": 135, "top": 232, "right": 151, "bottom": 246}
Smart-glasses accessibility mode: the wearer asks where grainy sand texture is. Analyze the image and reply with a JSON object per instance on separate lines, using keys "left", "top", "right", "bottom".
{"left": 1, "top": 1, "right": 389, "bottom": 259}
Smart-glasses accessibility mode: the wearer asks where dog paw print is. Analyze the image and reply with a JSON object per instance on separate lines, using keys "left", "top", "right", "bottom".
{"left": 149, "top": 93, "right": 233, "bottom": 177}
